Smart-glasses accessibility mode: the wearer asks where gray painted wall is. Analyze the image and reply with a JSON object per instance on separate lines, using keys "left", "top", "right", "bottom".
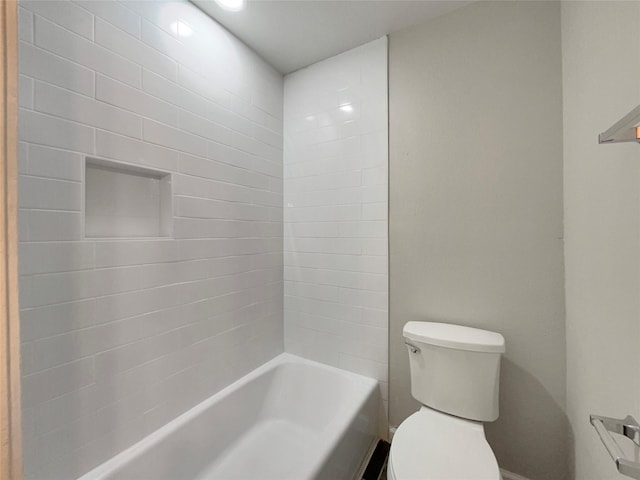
{"left": 562, "top": 2, "right": 640, "bottom": 478}
{"left": 388, "top": 2, "right": 567, "bottom": 479}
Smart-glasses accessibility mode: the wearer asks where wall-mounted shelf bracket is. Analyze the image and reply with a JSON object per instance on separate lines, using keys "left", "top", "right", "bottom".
{"left": 599, "top": 104, "right": 640, "bottom": 144}
{"left": 590, "top": 413, "right": 640, "bottom": 479}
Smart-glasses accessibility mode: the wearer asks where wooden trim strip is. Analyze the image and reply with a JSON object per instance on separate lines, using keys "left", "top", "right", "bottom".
{"left": 0, "top": 0, "right": 23, "bottom": 478}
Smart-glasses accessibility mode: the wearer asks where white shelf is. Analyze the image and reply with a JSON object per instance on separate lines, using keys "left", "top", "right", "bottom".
{"left": 599, "top": 104, "right": 640, "bottom": 144}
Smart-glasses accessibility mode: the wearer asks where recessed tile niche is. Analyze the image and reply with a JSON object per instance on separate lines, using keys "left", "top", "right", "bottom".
{"left": 85, "top": 158, "right": 172, "bottom": 238}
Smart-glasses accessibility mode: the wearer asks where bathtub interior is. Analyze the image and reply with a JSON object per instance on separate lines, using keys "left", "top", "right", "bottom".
{"left": 261, "top": 362, "right": 357, "bottom": 429}
{"left": 83, "top": 354, "right": 379, "bottom": 480}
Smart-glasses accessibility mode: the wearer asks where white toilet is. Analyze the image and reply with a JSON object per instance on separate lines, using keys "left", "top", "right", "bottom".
{"left": 388, "top": 321, "right": 506, "bottom": 480}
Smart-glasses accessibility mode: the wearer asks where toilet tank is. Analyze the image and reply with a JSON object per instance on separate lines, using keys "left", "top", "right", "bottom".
{"left": 403, "top": 322, "right": 505, "bottom": 422}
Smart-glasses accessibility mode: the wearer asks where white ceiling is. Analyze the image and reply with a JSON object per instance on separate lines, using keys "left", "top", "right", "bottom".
{"left": 191, "top": 0, "right": 469, "bottom": 74}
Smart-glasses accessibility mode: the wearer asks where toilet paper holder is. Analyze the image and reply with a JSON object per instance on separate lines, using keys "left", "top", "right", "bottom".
{"left": 590, "top": 413, "right": 640, "bottom": 479}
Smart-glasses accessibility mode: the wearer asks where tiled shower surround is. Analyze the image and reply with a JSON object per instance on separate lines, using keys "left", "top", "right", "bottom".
{"left": 17, "top": 1, "right": 283, "bottom": 477}
{"left": 283, "top": 39, "right": 389, "bottom": 408}
{"left": 17, "top": 1, "right": 389, "bottom": 478}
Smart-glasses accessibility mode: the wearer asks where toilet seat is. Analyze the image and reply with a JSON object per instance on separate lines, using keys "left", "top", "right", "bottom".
{"left": 388, "top": 406, "right": 501, "bottom": 480}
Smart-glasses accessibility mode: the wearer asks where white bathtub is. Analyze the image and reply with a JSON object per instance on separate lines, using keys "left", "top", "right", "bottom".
{"left": 78, "top": 353, "right": 380, "bottom": 480}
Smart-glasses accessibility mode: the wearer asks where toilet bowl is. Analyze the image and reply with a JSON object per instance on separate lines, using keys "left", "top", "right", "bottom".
{"left": 390, "top": 322, "right": 506, "bottom": 480}
{"left": 388, "top": 406, "right": 501, "bottom": 480}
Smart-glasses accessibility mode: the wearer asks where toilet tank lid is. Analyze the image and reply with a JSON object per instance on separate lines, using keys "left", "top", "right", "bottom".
{"left": 403, "top": 322, "right": 505, "bottom": 353}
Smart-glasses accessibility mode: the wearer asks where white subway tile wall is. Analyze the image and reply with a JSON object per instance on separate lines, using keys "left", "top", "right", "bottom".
{"left": 283, "top": 38, "right": 389, "bottom": 408}
{"left": 17, "top": 0, "right": 283, "bottom": 478}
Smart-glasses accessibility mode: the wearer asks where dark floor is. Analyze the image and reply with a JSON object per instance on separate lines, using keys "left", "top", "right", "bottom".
{"left": 362, "top": 440, "right": 390, "bottom": 480}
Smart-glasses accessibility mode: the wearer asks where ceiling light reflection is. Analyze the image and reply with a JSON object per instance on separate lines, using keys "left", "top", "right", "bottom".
{"left": 214, "top": 0, "right": 246, "bottom": 12}
{"left": 170, "top": 20, "right": 193, "bottom": 37}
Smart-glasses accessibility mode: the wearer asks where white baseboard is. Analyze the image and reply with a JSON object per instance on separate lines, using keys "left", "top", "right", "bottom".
{"left": 500, "top": 469, "right": 531, "bottom": 480}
